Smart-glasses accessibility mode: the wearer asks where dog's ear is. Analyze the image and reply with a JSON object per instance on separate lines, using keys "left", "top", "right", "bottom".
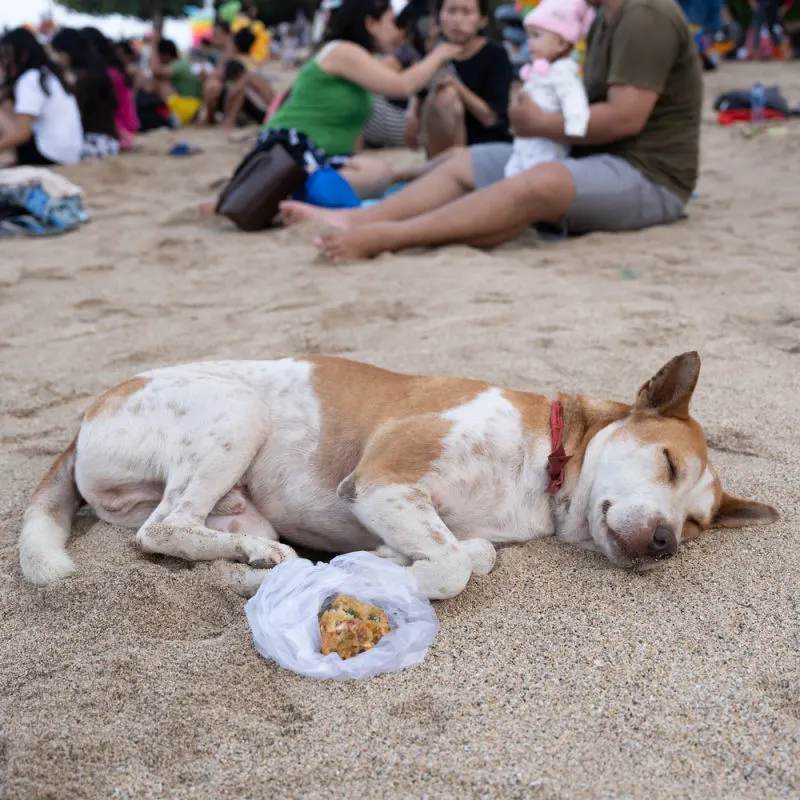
{"left": 634, "top": 351, "right": 701, "bottom": 419}
{"left": 712, "top": 491, "right": 779, "bottom": 528}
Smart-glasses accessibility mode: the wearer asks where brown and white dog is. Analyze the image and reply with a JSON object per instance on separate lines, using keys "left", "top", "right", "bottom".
{"left": 18, "top": 352, "right": 778, "bottom": 599}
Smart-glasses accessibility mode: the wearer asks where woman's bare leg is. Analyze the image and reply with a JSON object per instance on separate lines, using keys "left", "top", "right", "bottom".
{"left": 280, "top": 146, "right": 475, "bottom": 228}
{"left": 246, "top": 72, "right": 275, "bottom": 106}
{"left": 203, "top": 77, "right": 224, "bottom": 124}
{"left": 337, "top": 155, "right": 393, "bottom": 200}
{"left": 315, "top": 162, "right": 576, "bottom": 260}
{"left": 420, "top": 86, "right": 467, "bottom": 159}
{"left": 392, "top": 147, "right": 460, "bottom": 184}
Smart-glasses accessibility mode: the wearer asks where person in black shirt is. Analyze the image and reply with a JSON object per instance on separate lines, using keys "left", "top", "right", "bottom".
{"left": 412, "top": 0, "right": 513, "bottom": 157}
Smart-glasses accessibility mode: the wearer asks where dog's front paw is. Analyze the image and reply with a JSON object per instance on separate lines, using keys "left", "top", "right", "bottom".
{"left": 246, "top": 540, "right": 298, "bottom": 569}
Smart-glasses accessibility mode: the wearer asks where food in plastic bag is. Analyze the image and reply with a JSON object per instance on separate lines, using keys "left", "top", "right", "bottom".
{"left": 244, "top": 551, "right": 440, "bottom": 680}
{"left": 318, "top": 594, "right": 392, "bottom": 659}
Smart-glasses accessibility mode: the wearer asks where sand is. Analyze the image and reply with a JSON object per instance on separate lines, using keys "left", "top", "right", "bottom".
{"left": 1, "top": 61, "right": 798, "bottom": 799}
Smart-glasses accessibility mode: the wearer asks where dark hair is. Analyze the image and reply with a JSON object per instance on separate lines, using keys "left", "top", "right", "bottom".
{"left": 233, "top": 27, "right": 256, "bottom": 54}
{"left": 51, "top": 28, "right": 118, "bottom": 112}
{"left": 324, "top": 0, "right": 392, "bottom": 52}
{"left": 157, "top": 39, "right": 179, "bottom": 60}
{"left": 223, "top": 59, "right": 246, "bottom": 82}
{"left": 82, "top": 27, "right": 131, "bottom": 87}
{"left": 0, "top": 26, "right": 71, "bottom": 97}
{"left": 116, "top": 39, "right": 136, "bottom": 61}
{"left": 200, "top": 37, "right": 213, "bottom": 47}
{"left": 435, "top": 0, "right": 490, "bottom": 17}
{"left": 213, "top": 18, "right": 231, "bottom": 33}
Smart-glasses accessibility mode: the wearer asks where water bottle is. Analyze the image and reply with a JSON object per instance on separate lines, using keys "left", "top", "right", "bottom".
{"left": 751, "top": 81, "right": 766, "bottom": 127}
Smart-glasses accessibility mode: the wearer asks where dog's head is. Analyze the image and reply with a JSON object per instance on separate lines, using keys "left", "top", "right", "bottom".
{"left": 575, "top": 352, "right": 778, "bottom": 570}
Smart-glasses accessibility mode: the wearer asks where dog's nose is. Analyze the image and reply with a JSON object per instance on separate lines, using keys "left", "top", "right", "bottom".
{"left": 648, "top": 524, "right": 677, "bottom": 557}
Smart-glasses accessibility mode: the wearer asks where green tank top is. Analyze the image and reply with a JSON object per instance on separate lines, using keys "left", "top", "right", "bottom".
{"left": 265, "top": 45, "right": 373, "bottom": 156}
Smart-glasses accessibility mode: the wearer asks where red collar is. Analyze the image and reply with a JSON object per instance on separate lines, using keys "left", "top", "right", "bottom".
{"left": 546, "top": 400, "right": 572, "bottom": 494}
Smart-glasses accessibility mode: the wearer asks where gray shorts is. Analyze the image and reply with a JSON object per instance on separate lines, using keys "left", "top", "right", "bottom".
{"left": 471, "top": 142, "right": 686, "bottom": 236}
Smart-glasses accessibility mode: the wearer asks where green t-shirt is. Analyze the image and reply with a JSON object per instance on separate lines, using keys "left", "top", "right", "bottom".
{"left": 266, "top": 53, "right": 373, "bottom": 156}
{"left": 573, "top": 0, "right": 702, "bottom": 202}
{"left": 171, "top": 58, "right": 204, "bottom": 100}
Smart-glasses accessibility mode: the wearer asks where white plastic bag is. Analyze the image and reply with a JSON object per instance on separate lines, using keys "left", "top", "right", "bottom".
{"left": 244, "top": 551, "right": 440, "bottom": 680}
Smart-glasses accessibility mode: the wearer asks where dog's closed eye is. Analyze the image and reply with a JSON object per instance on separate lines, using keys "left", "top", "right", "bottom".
{"left": 663, "top": 448, "right": 678, "bottom": 483}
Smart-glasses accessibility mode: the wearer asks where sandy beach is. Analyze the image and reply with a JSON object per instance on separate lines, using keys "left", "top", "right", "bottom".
{"left": 1, "top": 61, "right": 798, "bottom": 798}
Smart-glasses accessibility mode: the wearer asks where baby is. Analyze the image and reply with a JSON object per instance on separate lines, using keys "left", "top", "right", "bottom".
{"left": 504, "top": 0, "right": 594, "bottom": 178}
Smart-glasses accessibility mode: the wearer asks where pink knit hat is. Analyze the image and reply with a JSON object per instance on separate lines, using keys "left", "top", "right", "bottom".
{"left": 524, "top": 0, "right": 595, "bottom": 45}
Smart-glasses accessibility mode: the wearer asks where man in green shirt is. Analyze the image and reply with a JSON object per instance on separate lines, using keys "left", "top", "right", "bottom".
{"left": 282, "top": 0, "right": 703, "bottom": 260}
{"left": 151, "top": 37, "right": 204, "bottom": 101}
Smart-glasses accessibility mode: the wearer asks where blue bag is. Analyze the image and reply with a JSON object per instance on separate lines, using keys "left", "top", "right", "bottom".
{"left": 299, "top": 166, "right": 361, "bottom": 209}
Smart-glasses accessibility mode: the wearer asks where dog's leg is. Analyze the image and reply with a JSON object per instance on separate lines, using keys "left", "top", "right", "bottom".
{"left": 206, "top": 486, "right": 279, "bottom": 540}
{"left": 349, "top": 482, "right": 495, "bottom": 599}
{"left": 338, "top": 416, "right": 497, "bottom": 599}
{"left": 134, "top": 442, "right": 296, "bottom": 568}
{"left": 372, "top": 544, "right": 413, "bottom": 566}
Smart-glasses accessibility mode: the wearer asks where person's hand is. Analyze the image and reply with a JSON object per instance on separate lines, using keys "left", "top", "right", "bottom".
{"left": 433, "top": 41, "right": 464, "bottom": 63}
{"left": 436, "top": 72, "right": 458, "bottom": 91}
{"left": 509, "top": 90, "right": 545, "bottom": 137}
{"left": 404, "top": 112, "right": 420, "bottom": 149}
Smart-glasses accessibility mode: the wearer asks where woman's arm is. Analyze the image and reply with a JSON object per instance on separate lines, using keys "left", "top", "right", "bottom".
{"left": 404, "top": 94, "right": 421, "bottom": 148}
{"left": 0, "top": 113, "right": 34, "bottom": 150}
{"left": 453, "top": 42, "right": 514, "bottom": 129}
{"left": 322, "top": 41, "right": 462, "bottom": 98}
{"left": 440, "top": 73, "right": 496, "bottom": 127}
{"left": 377, "top": 53, "right": 403, "bottom": 72}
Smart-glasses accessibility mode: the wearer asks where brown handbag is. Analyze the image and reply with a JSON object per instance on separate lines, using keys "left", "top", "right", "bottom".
{"left": 216, "top": 141, "right": 307, "bottom": 232}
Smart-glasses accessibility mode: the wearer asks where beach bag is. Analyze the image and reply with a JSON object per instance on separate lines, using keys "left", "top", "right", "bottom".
{"left": 245, "top": 551, "right": 440, "bottom": 680}
{"left": 216, "top": 135, "right": 306, "bottom": 231}
{"left": 713, "top": 86, "right": 790, "bottom": 117}
{"left": 301, "top": 166, "right": 361, "bottom": 209}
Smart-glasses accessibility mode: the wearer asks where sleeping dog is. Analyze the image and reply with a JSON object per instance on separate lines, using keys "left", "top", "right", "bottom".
{"left": 19, "top": 352, "right": 777, "bottom": 598}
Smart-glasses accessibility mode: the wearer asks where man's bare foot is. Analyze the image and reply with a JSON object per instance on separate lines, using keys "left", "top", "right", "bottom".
{"left": 280, "top": 200, "right": 360, "bottom": 230}
{"left": 314, "top": 223, "right": 398, "bottom": 261}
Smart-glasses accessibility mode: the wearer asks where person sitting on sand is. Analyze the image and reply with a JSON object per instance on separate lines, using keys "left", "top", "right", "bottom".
{"left": 51, "top": 28, "right": 121, "bottom": 160}
{"left": 150, "top": 35, "right": 205, "bottom": 126}
{"left": 407, "top": 0, "right": 514, "bottom": 159}
{"left": 361, "top": 5, "right": 430, "bottom": 149}
{"left": 204, "top": 27, "right": 275, "bottom": 127}
{"left": 82, "top": 28, "right": 139, "bottom": 151}
{"left": 115, "top": 40, "right": 145, "bottom": 90}
{"left": 247, "top": 0, "right": 465, "bottom": 199}
{"left": 281, "top": 0, "right": 702, "bottom": 260}
{"left": 211, "top": 18, "right": 233, "bottom": 62}
{"left": 0, "top": 28, "right": 83, "bottom": 166}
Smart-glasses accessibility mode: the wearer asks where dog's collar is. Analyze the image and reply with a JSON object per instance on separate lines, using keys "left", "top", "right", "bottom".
{"left": 546, "top": 400, "right": 572, "bottom": 494}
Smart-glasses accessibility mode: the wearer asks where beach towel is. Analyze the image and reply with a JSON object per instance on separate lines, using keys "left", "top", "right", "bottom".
{"left": 0, "top": 167, "right": 88, "bottom": 237}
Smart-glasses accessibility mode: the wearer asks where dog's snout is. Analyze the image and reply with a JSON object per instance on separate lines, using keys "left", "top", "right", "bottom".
{"left": 648, "top": 524, "right": 678, "bottom": 557}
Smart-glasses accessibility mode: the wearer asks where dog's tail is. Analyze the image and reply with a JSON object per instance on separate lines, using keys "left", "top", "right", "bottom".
{"left": 19, "top": 437, "right": 82, "bottom": 586}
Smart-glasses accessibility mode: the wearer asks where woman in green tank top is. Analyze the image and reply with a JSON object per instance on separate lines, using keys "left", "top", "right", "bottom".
{"left": 265, "top": 0, "right": 462, "bottom": 199}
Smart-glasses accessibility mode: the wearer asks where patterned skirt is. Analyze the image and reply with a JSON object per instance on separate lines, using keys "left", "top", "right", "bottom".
{"left": 82, "top": 133, "right": 121, "bottom": 161}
